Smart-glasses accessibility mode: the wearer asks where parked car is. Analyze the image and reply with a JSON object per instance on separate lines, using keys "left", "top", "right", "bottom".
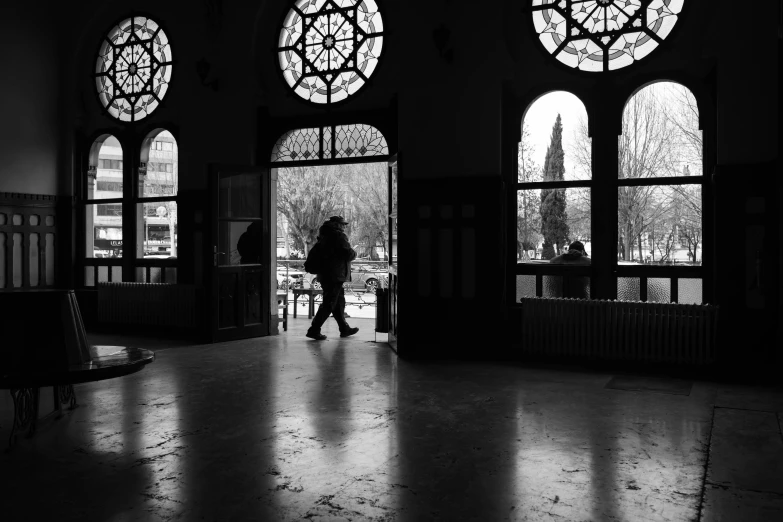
{"left": 276, "top": 266, "right": 306, "bottom": 290}
{"left": 302, "top": 263, "right": 388, "bottom": 294}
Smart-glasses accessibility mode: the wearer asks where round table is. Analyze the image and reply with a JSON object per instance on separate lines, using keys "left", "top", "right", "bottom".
{"left": 0, "top": 345, "right": 155, "bottom": 448}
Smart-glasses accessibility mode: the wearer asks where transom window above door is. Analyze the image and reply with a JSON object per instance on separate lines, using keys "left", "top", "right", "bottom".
{"left": 278, "top": 0, "right": 385, "bottom": 105}
{"left": 94, "top": 16, "right": 173, "bottom": 122}
{"left": 530, "top": 0, "right": 685, "bottom": 72}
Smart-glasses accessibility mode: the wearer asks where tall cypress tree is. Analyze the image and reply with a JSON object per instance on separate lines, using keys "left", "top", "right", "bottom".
{"left": 540, "top": 114, "right": 569, "bottom": 259}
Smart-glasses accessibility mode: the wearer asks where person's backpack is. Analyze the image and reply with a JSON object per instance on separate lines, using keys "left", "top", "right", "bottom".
{"left": 304, "top": 242, "right": 324, "bottom": 274}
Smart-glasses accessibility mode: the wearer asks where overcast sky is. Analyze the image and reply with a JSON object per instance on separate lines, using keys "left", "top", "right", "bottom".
{"left": 522, "top": 90, "right": 589, "bottom": 181}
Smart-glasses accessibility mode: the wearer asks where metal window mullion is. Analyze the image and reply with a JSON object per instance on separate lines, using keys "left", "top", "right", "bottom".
{"left": 616, "top": 175, "right": 703, "bottom": 187}
{"left": 671, "top": 277, "right": 679, "bottom": 304}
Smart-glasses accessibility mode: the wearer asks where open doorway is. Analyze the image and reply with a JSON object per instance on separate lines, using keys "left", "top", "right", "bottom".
{"left": 272, "top": 161, "right": 390, "bottom": 341}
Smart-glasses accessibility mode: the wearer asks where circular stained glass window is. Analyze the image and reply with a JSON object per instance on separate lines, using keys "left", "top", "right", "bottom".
{"left": 95, "top": 16, "right": 173, "bottom": 122}
{"left": 278, "top": 0, "right": 384, "bottom": 105}
{"left": 531, "top": 0, "right": 684, "bottom": 72}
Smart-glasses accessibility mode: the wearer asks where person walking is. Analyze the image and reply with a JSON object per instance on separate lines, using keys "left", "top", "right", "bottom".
{"left": 306, "top": 216, "right": 360, "bottom": 340}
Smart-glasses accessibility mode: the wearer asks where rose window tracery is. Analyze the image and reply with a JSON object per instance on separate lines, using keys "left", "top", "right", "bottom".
{"left": 531, "top": 0, "right": 684, "bottom": 72}
{"left": 94, "top": 16, "right": 173, "bottom": 122}
{"left": 278, "top": 0, "right": 384, "bottom": 104}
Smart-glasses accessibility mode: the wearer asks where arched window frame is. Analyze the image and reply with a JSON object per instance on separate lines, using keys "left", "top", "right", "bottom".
{"left": 270, "top": 123, "right": 390, "bottom": 165}
{"left": 509, "top": 77, "right": 714, "bottom": 304}
{"left": 513, "top": 89, "right": 594, "bottom": 299}
{"left": 526, "top": 0, "right": 688, "bottom": 74}
{"left": 79, "top": 125, "right": 181, "bottom": 287}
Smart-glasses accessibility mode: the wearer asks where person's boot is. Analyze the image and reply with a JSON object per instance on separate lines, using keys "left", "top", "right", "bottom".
{"left": 306, "top": 327, "right": 326, "bottom": 340}
{"left": 340, "top": 326, "right": 359, "bottom": 338}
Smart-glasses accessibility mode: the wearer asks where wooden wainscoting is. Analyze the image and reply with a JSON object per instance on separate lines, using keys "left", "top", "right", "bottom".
{"left": 0, "top": 193, "right": 59, "bottom": 291}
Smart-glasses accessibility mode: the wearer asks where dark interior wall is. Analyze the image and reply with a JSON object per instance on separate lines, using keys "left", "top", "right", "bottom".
{"left": 40, "top": 1, "right": 780, "bottom": 360}
{"left": 0, "top": 6, "right": 63, "bottom": 195}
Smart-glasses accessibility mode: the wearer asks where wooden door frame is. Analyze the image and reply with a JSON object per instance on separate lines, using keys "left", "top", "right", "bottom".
{"left": 208, "top": 164, "right": 272, "bottom": 342}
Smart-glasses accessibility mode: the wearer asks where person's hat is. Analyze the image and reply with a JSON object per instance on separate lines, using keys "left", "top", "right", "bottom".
{"left": 328, "top": 215, "right": 349, "bottom": 225}
{"left": 568, "top": 240, "right": 586, "bottom": 254}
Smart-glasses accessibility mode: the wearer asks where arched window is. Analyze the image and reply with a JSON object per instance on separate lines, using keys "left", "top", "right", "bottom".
{"left": 277, "top": 0, "right": 384, "bottom": 104}
{"left": 82, "top": 130, "right": 179, "bottom": 286}
{"left": 138, "top": 130, "right": 179, "bottom": 262}
{"left": 83, "top": 135, "right": 124, "bottom": 284}
{"left": 271, "top": 123, "right": 388, "bottom": 162}
{"left": 515, "top": 91, "right": 592, "bottom": 299}
{"left": 94, "top": 16, "right": 173, "bottom": 121}
{"left": 616, "top": 81, "right": 702, "bottom": 303}
{"left": 530, "top": 0, "right": 685, "bottom": 72}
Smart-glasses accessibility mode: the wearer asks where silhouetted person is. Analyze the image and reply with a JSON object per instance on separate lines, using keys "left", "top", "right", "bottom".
{"left": 306, "top": 216, "right": 359, "bottom": 340}
{"left": 236, "top": 221, "right": 262, "bottom": 264}
{"left": 550, "top": 240, "right": 591, "bottom": 298}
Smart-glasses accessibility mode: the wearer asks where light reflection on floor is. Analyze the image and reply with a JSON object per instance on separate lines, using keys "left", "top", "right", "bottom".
{"left": 0, "top": 317, "right": 780, "bottom": 521}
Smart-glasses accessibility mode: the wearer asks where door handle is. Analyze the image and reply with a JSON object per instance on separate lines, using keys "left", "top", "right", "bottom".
{"left": 214, "top": 246, "right": 225, "bottom": 266}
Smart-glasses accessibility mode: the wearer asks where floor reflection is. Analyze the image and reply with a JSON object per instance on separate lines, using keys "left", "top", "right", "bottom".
{"left": 0, "top": 323, "right": 759, "bottom": 521}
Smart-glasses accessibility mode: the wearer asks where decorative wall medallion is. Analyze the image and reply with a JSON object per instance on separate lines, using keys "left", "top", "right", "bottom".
{"left": 278, "top": 0, "right": 384, "bottom": 104}
{"left": 95, "top": 16, "right": 173, "bottom": 121}
{"left": 531, "top": 0, "right": 684, "bottom": 71}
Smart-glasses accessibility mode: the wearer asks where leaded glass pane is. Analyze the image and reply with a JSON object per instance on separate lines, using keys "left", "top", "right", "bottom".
{"left": 334, "top": 124, "right": 389, "bottom": 158}
{"left": 647, "top": 277, "right": 671, "bottom": 303}
{"left": 84, "top": 267, "right": 95, "bottom": 287}
{"left": 322, "top": 126, "right": 333, "bottom": 159}
{"left": 517, "top": 275, "right": 536, "bottom": 300}
{"left": 271, "top": 128, "right": 321, "bottom": 162}
{"left": 278, "top": 0, "right": 384, "bottom": 104}
{"left": 95, "top": 16, "right": 173, "bottom": 121}
{"left": 543, "top": 275, "right": 562, "bottom": 297}
{"left": 272, "top": 124, "right": 388, "bottom": 162}
{"left": 531, "top": 1, "right": 685, "bottom": 72}
{"left": 678, "top": 278, "right": 702, "bottom": 305}
{"left": 618, "top": 277, "right": 640, "bottom": 301}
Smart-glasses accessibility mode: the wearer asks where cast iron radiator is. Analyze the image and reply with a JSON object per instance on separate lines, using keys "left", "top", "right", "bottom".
{"left": 518, "top": 298, "right": 719, "bottom": 365}
{"left": 97, "top": 283, "right": 197, "bottom": 328}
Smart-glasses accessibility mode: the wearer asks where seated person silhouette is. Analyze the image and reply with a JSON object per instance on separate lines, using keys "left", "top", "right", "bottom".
{"left": 549, "top": 240, "right": 591, "bottom": 299}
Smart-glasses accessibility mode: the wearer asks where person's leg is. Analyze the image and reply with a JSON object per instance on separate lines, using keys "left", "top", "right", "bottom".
{"left": 331, "top": 285, "right": 349, "bottom": 330}
{"left": 332, "top": 284, "right": 359, "bottom": 337}
{"left": 308, "top": 280, "right": 340, "bottom": 338}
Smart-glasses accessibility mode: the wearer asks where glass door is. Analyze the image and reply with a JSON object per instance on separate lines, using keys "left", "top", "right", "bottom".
{"left": 210, "top": 165, "right": 270, "bottom": 342}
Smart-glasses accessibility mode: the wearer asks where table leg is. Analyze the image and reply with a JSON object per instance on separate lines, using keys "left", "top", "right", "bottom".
{"left": 309, "top": 293, "right": 315, "bottom": 319}
{"left": 293, "top": 293, "right": 298, "bottom": 319}
{"left": 53, "top": 384, "right": 78, "bottom": 416}
{"left": 8, "top": 387, "right": 40, "bottom": 448}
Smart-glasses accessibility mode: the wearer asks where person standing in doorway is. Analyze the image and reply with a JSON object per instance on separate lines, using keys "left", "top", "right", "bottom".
{"left": 306, "top": 216, "right": 360, "bottom": 340}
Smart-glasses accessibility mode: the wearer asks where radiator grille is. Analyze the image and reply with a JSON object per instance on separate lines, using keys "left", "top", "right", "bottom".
{"left": 518, "top": 298, "right": 718, "bottom": 365}
{"left": 97, "top": 283, "right": 197, "bottom": 328}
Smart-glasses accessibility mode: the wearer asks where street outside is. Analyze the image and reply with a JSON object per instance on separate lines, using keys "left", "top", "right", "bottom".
{"left": 281, "top": 288, "right": 379, "bottom": 320}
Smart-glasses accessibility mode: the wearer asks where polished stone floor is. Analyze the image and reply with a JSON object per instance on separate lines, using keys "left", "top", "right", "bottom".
{"left": 1, "top": 317, "right": 782, "bottom": 521}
